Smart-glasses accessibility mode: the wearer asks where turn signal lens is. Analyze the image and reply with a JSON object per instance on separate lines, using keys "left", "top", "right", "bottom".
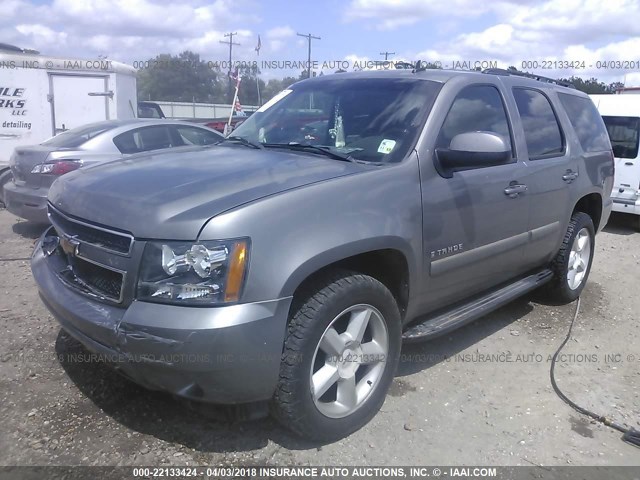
{"left": 224, "top": 241, "right": 248, "bottom": 302}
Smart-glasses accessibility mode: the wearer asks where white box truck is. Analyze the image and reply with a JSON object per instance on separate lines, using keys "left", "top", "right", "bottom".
{"left": 0, "top": 44, "right": 137, "bottom": 201}
{"left": 591, "top": 94, "right": 640, "bottom": 229}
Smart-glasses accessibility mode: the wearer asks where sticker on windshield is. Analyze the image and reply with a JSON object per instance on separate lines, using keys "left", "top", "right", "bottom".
{"left": 377, "top": 139, "right": 396, "bottom": 154}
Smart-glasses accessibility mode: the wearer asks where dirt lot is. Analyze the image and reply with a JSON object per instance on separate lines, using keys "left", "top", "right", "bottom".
{"left": 0, "top": 207, "right": 638, "bottom": 467}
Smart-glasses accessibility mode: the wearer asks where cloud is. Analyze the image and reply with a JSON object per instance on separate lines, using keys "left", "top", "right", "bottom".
{"left": 3, "top": 0, "right": 640, "bottom": 83}
{"left": 266, "top": 26, "right": 295, "bottom": 39}
{"left": 15, "top": 24, "right": 68, "bottom": 46}
{"left": 364, "top": 0, "right": 640, "bottom": 80}
{"left": 0, "top": 0, "right": 258, "bottom": 62}
{"left": 345, "top": 0, "right": 493, "bottom": 29}
{"left": 265, "top": 26, "right": 295, "bottom": 53}
{"left": 268, "top": 39, "right": 286, "bottom": 52}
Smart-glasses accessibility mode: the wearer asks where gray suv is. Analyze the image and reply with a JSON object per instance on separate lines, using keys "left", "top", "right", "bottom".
{"left": 31, "top": 68, "right": 614, "bottom": 441}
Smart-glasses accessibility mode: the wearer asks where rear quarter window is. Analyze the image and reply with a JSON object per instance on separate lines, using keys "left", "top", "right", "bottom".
{"left": 42, "top": 123, "right": 114, "bottom": 148}
{"left": 558, "top": 93, "right": 611, "bottom": 153}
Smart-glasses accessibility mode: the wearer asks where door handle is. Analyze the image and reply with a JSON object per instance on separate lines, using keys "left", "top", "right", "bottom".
{"left": 562, "top": 171, "right": 579, "bottom": 183}
{"left": 504, "top": 184, "right": 527, "bottom": 198}
{"left": 625, "top": 162, "right": 634, "bottom": 166}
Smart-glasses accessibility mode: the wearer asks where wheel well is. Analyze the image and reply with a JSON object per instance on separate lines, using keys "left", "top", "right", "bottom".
{"left": 573, "top": 193, "right": 603, "bottom": 231}
{"left": 291, "top": 249, "right": 410, "bottom": 319}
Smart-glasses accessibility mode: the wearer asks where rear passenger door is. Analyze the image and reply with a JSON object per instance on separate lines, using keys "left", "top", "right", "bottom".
{"left": 419, "top": 83, "right": 531, "bottom": 312}
{"left": 510, "top": 88, "right": 578, "bottom": 267}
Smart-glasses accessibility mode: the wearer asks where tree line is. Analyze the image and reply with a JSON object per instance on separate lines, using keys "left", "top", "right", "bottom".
{"left": 136, "top": 51, "right": 627, "bottom": 107}
{"left": 136, "top": 51, "right": 300, "bottom": 107}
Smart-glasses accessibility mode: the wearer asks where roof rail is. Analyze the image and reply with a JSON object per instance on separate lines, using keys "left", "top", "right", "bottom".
{"left": 482, "top": 68, "right": 575, "bottom": 88}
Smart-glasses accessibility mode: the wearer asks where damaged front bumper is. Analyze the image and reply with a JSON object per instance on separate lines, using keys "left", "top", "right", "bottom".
{"left": 31, "top": 234, "right": 292, "bottom": 404}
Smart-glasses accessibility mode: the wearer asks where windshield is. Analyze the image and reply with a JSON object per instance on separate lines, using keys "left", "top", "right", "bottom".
{"left": 41, "top": 122, "right": 118, "bottom": 148}
{"left": 231, "top": 77, "right": 441, "bottom": 163}
{"left": 602, "top": 116, "right": 640, "bottom": 159}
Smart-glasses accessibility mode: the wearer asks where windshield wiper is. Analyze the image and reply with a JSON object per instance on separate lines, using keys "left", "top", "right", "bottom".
{"left": 263, "top": 142, "right": 355, "bottom": 162}
{"left": 217, "top": 135, "right": 264, "bottom": 149}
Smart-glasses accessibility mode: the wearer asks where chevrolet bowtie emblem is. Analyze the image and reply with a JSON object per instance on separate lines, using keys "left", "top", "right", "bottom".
{"left": 60, "top": 234, "right": 80, "bottom": 257}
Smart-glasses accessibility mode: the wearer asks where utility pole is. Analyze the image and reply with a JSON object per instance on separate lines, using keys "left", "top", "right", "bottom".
{"left": 220, "top": 32, "right": 240, "bottom": 102}
{"left": 380, "top": 51, "right": 395, "bottom": 61}
{"left": 297, "top": 32, "right": 321, "bottom": 78}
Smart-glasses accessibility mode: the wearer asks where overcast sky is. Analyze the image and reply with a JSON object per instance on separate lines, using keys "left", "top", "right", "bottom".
{"left": 3, "top": 0, "right": 640, "bottom": 84}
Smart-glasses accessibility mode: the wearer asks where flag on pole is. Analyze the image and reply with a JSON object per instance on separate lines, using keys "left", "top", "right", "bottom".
{"left": 229, "top": 67, "right": 241, "bottom": 88}
{"left": 226, "top": 68, "right": 243, "bottom": 134}
{"left": 255, "top": 35, "right": 262, "bottom": 106}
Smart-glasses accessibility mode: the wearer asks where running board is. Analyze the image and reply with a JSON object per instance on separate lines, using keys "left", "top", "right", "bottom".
{"left": 402, "top": 269, "right": 554, "bottom": 343}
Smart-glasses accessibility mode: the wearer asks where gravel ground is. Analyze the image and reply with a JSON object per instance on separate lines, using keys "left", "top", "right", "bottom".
{"left": 0, "top": 207, "right": 638, "bottom": 467}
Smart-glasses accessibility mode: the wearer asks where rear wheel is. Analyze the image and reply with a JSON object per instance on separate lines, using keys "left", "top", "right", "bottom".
{"left": 272, "top": 271, "right": 401, "bottom": 441}
{"left": 544, "top": 212, "right": 595, "bottom": 303}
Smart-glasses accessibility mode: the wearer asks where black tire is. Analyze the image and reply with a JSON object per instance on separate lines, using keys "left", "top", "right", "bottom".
{"left": 543, "top": 212, "right": 595, "bottom": 303}
{"left": 271, "top": 270, "right": 401, "bottom": 441}
{"left": 0, "top": 168, "right": 12, "bottom": 208}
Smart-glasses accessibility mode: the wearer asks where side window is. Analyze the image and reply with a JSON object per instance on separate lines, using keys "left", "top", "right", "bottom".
{"left": 175, "top": 126, "right": 222, "bottom": 146}
{"left": 601, "top": 116, "right": 639, "bottom": 159}
{"left": 512, "top": 89, "right": 564, "bottom": 159}
{"left": 114, "top": 126, "right": 173, "bottom": 154}
{"left": 436, "top": 85, "right": 512, "bottom": 155}
{"left": 558, "top": 93, "right": 612, "bottom": 153}
{"left": 113, "top": 130, "right": 141, "bottom": 154}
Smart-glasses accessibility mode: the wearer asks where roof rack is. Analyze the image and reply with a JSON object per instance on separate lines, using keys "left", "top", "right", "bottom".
{"left": 482, "top": 68, "right": 575, "bottom": 88}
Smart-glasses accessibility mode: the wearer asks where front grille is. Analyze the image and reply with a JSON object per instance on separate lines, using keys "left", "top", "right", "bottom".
{"left": 48, "top": 204, "right": 133, "bottom": 255}
{"left": 71, "top": 257, "right": 124, "bottom": 301}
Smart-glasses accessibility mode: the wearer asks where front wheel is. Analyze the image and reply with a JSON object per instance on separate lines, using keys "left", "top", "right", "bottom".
{"left": 271, "top": 271, "right": 401, "bottom": 441}
{"left": 545, "top": 212, "right": 595, "bottom": 303}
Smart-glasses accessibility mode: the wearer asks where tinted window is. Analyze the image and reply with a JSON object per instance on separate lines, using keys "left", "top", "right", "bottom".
{"left": 601, "top": 116, "right": 638, "bottom": 159}
{"left": 436, "top": 85, "right": 512, "bottom": 154}
{"left": 113, "top": 126, "right": 173, "bottom": 154}
{"left": 42, "top": 122, "right": 116, "bottom": 148}
{"left": 513, "top": 89, "right": 564, "bottom": 159}
{"left": 232, "top": 78, "right": 441, "bottom": 163}
{"left": 558, "top": 93, "right": 611, "bottom": 153}
{"left": 175, "top": 126, "right": 222, "bottom": 146}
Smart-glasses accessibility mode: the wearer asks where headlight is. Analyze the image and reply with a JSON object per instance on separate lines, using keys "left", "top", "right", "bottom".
{"left": 137, "top": 239, "right": 249, "bottom": 305}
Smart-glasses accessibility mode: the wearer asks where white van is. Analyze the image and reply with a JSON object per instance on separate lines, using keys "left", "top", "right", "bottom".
{"left": 0, "top": 44, "right": 137, "bottom": 201}
{"left": 591, "top": 94, "right": 640, "bottom": 229}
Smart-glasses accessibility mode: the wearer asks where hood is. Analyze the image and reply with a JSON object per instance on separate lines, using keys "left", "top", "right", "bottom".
{"left": 48, "top": 145, "right": 364, "bottom": 239}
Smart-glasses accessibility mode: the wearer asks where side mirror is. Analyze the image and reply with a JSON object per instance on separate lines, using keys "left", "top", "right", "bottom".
{"left": 435, "top": 132, "right": 511, "bottom": 178}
